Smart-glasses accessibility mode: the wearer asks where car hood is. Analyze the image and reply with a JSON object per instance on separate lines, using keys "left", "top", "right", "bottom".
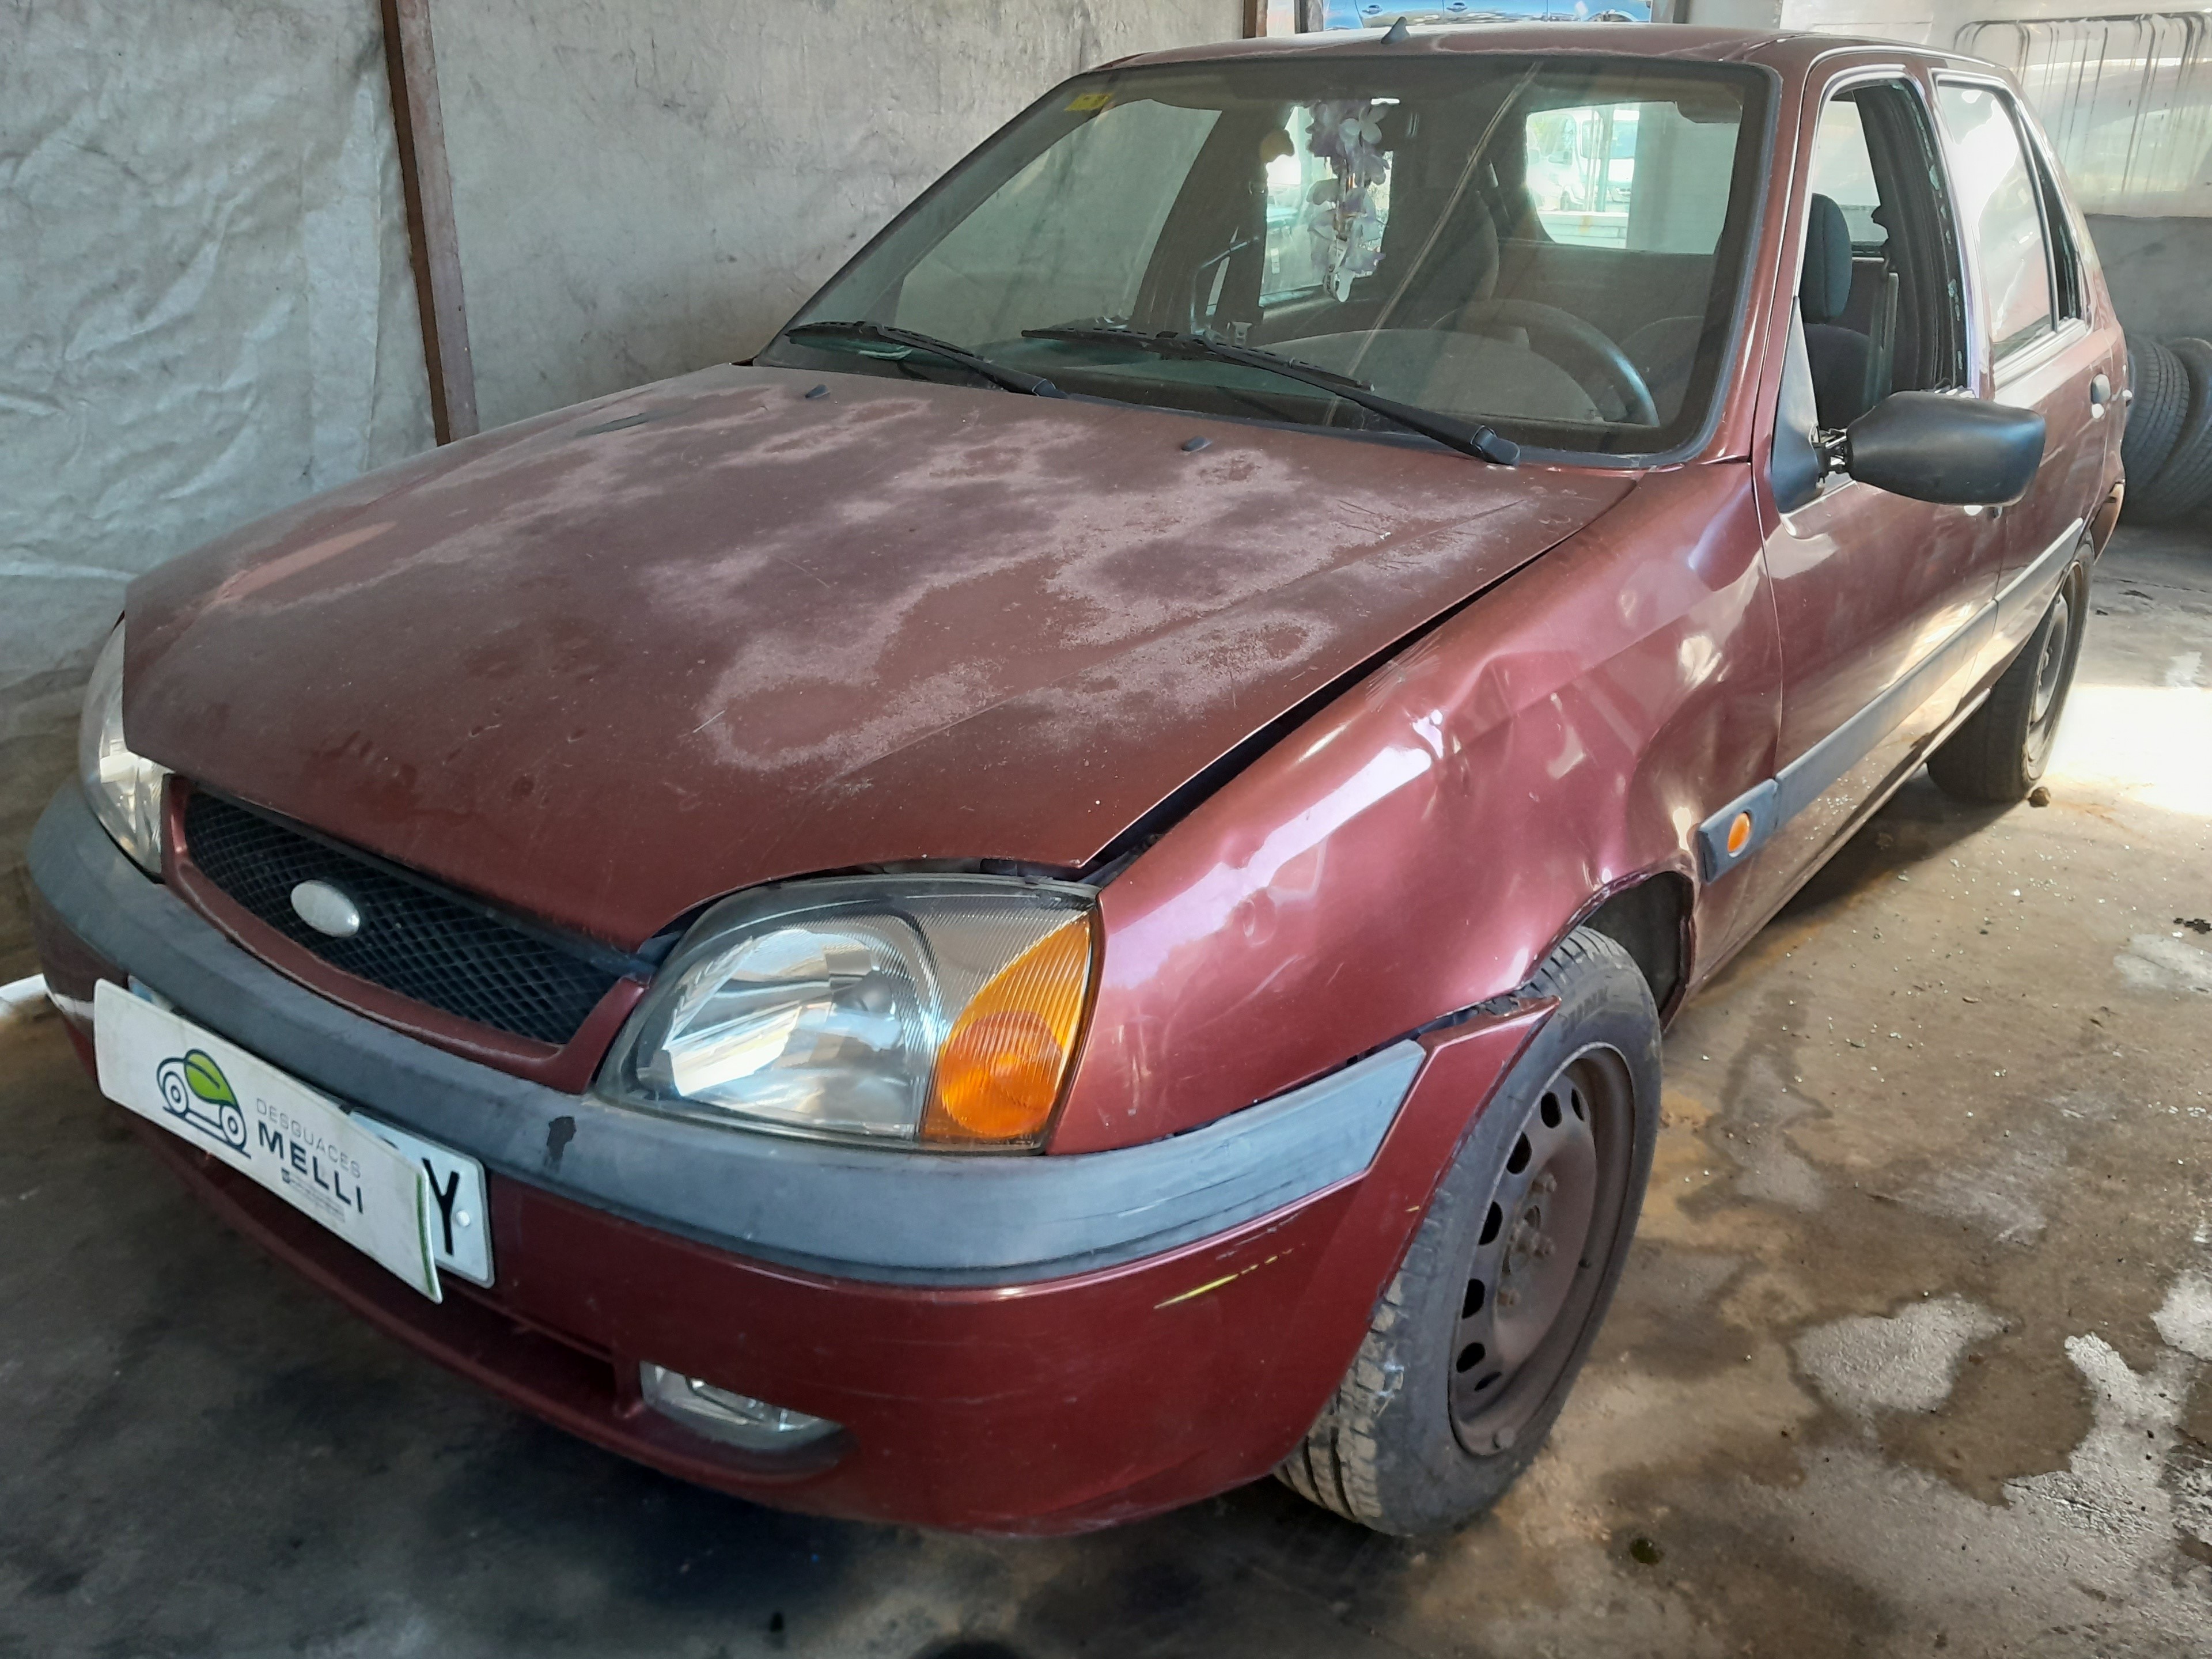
{"left": 127, "top": 364, "right": 1634, "bottom": 948}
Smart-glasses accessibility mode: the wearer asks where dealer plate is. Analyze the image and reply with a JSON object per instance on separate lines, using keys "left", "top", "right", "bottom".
{"left": 353, "top": 1109, "right": 493, "bottom": 1286}
{"left": 92, "top": 980, "right": 471, "bottom": 1301}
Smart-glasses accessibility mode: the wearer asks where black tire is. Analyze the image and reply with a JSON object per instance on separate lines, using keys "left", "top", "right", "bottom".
{"left": 2136, "top": 339, "right": 2212, "bottom": 524}
{"left": 2120, "top": 335, "right": 2188, "bottom": 499}
{"left": 1277, "top": 928, "right": 1660, "bottom": 1535}
{"left": 1928, "top": 557, "right": 2088, "bottom": 804}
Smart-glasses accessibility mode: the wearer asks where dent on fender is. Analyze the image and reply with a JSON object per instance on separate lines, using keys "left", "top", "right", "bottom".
{"left": 1056, "top": 467, "right": 1781, "bottom": 1156}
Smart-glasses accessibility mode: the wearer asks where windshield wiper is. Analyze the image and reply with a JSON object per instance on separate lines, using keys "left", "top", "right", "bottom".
{"left": 781, "top": 320, "right": 1065, "bottom": 398}
{"left": 1022, "top": 326, "right": 1518, "bottom": 464}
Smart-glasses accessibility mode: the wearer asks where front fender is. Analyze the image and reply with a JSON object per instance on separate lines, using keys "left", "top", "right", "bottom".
{"left": 1055, "top": 464, "right": 1778, "bottom": 1153}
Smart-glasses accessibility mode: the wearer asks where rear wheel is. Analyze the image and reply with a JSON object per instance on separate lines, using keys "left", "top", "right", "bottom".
{"left": 1928, "top": 560, "right": 2086, "bottom": 804}
{"left": 1277, "top": 928, "right": 1660, "bottom": 1534}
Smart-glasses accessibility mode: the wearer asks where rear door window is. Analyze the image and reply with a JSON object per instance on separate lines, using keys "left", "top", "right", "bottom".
{"left": 1934, "top": 83, "right": 2057, "bottom": 361}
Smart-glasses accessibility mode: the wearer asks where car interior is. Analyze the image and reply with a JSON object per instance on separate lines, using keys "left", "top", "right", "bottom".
{"left": 1245, "top": 124, "right": 1698, "bottom": 431}
{"left": 793, "top": 60, "right": 1773, "bottom": 456}
{"left": 1797, "top": 81, "right": 1969, "bottom": 431}
{"left": 795, "top": 66, "right": 2025, "bottom": 461}
{"left": 1125, "top": 66, "right": 1768, "bottom": 452}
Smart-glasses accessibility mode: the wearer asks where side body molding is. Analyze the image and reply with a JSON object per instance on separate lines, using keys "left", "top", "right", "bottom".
{"left": 1697, "top": 515, "right": 2085, "bottom": 877}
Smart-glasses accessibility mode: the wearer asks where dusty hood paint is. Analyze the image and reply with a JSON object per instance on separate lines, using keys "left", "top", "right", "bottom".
{"left": 126, "top": 365, "right": 1634, "bottom": 948}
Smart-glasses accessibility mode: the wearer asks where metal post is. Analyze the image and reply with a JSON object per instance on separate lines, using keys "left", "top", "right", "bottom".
{"left": 379, "top": 0, "right": 479, "bottom": 444}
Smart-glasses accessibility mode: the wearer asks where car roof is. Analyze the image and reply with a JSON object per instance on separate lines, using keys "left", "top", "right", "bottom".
{"left": 1101, "top": 22, "right": 1987, "bottom": 80}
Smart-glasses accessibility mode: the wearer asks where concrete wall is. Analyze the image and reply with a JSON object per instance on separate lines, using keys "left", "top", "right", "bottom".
{"left": 433, "top": 0, "right": 1247, "bottom": 429}
{"left": 0, "top": 0, "right": 434, "bottom": 979}
{"left": 2087, "top": 215, "right": 2212, "bottom": 341}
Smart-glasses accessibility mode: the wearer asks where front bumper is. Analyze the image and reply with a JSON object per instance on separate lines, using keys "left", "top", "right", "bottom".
{"left": 31, "top": 786, "right": 1551, "bottom": 1532}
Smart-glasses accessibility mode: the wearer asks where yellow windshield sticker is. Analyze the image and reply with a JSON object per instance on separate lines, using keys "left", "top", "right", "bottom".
{"left": 1065, "top": 91, "right": 1114, "bottom": 112}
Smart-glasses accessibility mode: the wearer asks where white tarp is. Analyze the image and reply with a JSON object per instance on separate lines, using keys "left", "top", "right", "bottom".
{"left": 0, "top": 0, "right": 433, "bottom": 972}
{"left": 0, "top": 0, "right": 1242, "bottom": 974}
{"left": 432, "top": 0, "right": 1242, "bottom": 427}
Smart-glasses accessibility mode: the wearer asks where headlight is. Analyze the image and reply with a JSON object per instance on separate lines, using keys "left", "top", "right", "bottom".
{"left": 78, "top": 622, "right": 169, "bottom": 876}
{"left": 599, "top": 876, "right": 1099, "bottom": 1150}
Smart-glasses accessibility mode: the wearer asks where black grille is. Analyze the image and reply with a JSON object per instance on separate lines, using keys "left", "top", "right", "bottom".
{"left": 183, "top": 790, "right": 621, "bottom": 1046}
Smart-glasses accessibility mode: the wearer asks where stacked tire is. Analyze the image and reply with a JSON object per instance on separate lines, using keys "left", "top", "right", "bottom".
{"left": 2124, "top": 334, "right": 2212, "bottom": 525}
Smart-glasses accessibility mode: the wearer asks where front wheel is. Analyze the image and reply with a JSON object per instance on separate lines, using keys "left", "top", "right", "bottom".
{"left": 1277, "top": 928, "right": 1660, "bottom": 1534}
{"left": 1929, "top": 560, "right": 2088, "bottom": 804}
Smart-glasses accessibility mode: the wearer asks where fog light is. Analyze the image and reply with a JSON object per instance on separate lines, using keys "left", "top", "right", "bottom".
{"left": 638, "top": 1362, "right": 840, "bottom": 1452}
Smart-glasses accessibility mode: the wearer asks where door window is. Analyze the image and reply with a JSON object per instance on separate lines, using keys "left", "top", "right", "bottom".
{"left": 1809, "top": 99, "right": 1887, "bottom": 251}
{"left": 1776, "top": 78, "right": 1969, "bottom": 491}
{"left": 1789, "top": 81, "right": 1967, "bottom": 431}
{"left": 2027, "top": 134, "right": 2086, "bottom": 324}
{"left": 1935, "top": 84, "right": 2058, "bottom": 361}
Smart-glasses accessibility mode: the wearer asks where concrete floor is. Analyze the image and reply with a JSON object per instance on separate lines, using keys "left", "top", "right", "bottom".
{"left": 3, "top": 525, "right": 2209, "bottom": 1659}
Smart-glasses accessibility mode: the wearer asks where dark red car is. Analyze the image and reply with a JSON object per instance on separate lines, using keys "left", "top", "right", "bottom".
{"left": 33, "top": 25, "right": 2123, "bottom": 1535}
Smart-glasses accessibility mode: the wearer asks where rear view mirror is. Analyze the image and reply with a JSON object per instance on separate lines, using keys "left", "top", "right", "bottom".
{"left": 1842, "top": 391, "right": 2045, "bottom": 507}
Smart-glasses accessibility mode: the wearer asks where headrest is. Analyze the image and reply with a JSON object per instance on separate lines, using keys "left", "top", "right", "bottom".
{"left": 1415, "top": 196, "right": 1501, "bottom": 321}
{"left": 1801, "top": 194, "right": 1853, "bottom": 325}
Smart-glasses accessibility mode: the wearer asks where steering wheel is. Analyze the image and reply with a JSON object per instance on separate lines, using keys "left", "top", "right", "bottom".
{"left": 1420, "top": 298, "right": 1660, "bottom": 427}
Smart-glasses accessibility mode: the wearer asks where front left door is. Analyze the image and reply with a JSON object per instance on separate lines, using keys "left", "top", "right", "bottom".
{"left": 1713, "top": 67, "right": 2008, "bottom": 937}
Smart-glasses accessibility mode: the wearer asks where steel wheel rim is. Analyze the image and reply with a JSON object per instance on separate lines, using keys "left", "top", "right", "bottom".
{"left": 2029, "top": 590, "right": 2071, "bottom": 729}
{"left": 1449, "top": 1046, "right": 1634, "bottom": 1455}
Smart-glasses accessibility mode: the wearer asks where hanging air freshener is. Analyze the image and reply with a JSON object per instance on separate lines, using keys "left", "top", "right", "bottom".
{"left": 1302, "top": 99, "right": 1389, "bottom": 300}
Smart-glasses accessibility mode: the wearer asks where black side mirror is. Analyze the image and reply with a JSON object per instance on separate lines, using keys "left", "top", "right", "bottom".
{"left": 1841, "top": 391, "right": 2045, "bottom": 507}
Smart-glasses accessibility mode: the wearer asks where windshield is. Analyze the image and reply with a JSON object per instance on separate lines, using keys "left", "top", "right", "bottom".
{"left": 760, "top": 53, "right": 1772, "bottom": 460}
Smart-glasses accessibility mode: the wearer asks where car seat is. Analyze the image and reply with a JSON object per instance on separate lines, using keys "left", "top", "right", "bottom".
{"left": 1802, "top": 193, "right": 1877, "bottom": 429}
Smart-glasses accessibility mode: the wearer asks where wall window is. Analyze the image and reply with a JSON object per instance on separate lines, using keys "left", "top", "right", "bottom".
{"left": 1935, "top": 84, "right": 2056, "bottom": 362}
{"left": 1313, "top": 2, "right": 1653, "bottom": 27}
{"left": 1523, "top": 96, "right": 1737, "bottom": 253}
{"left": 1957, "top": 13, "right": 2212, "bottom": 219}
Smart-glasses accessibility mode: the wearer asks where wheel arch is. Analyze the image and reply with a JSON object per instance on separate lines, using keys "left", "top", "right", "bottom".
{"left": 1575, "top": 870, "right": 1694, "bottom": 1023}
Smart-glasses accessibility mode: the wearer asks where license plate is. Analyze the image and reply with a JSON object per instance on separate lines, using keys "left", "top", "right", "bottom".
{"left": 92, "top": 980, "right": 484, "bottom": 1301}
{"left": 353, "top": 1110, "right": 494, "bottom": 1286}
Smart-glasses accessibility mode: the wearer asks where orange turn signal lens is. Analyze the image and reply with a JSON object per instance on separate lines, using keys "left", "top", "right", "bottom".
{"left": 1726, "top": 810, "right": 1753, "bottom": 857}
{"left": 923, "top": 913, "right": 1096, "bottom": 1145}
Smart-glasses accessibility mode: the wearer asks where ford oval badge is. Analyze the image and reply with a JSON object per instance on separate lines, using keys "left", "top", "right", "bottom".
{"left": 290, "top": 880, "right": 362, "bottom": 939}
